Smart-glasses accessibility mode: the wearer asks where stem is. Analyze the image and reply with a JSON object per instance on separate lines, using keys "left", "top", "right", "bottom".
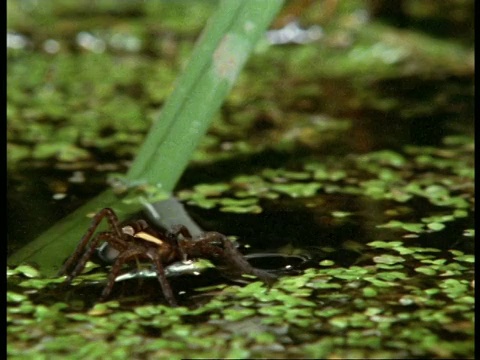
{"left": 127, "top": 0, "right": 285, "bottom": 191}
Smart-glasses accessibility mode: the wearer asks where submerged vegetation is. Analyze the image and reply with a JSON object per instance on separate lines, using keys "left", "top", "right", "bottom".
{"left": 7, "top": 0, "right": 474, "bottom": 358}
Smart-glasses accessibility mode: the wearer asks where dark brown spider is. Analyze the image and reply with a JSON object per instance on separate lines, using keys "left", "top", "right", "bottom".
{"left": 58, "top": 208, "right": 277, "bottom": 306}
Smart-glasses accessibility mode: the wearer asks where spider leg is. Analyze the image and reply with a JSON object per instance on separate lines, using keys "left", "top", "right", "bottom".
{"left": 58, "top": 208, "right": 122, "bottom": 276}
{"left": 149, "top": 249, "right": 178, "bottom": 306}
{"left": 97, "top": 247, "right": 178, "bottom": 306}
{"left": 169, "top": 224, "right": 193, "bottom": 261}
{"left": 102, "top": 207, "right": 124, "bottom": 237}
{"left": 190, "top": 233, "right": 278, "bottom": 285}
{"left": 63, "top": 232, "right": 116, "bottom": 284}
{"left": 220, "top": 237, "right": 278, "bottom": 285}
{"left": 170, "top": 224, "right": 193, "bottom": 238}
{"left": 97, "top": 248, "right": 144, "bottom": 302}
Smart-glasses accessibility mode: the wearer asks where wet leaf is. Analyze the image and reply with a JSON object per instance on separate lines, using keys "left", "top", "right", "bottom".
{"left": 373, "top": 254, "right": 405, "bottom": 265}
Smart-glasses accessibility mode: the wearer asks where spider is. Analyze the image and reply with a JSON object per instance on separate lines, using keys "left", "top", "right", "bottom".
{"left": 58, "top": 207, "right": 277, "bottom": 306}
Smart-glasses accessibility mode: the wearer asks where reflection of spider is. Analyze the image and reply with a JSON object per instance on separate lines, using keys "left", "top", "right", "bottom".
{"left": 59, "top": 208, "right": 277, "bottom": 306}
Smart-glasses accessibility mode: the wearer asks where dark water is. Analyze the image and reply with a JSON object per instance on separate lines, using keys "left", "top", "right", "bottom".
{"left": 7, "top": 79, "right": 474, "bottom": 257}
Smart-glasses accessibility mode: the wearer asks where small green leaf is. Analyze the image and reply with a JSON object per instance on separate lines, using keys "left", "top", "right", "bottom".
{"left": 11, "top": 265, "right": 41, "bottom": 278}
{"left": 7, "top": 291, "right": 27, "bottom": 303}
{"left": 415, "top": 267, "right": 437, "bottom": 276}
{"left": 373, "top": 254, "right": 405, "bottom": 265}
{"left": 363, "top": 287, "right": 378, "bottom": 297}
{"left": 427, "top": 222, "right": 445, "bottom": 231}
{"left": 319, "top": 260, "right": 335, "bottom": 266}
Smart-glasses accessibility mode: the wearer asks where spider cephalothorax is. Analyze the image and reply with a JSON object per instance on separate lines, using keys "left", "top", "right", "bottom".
{"left": 58, "top": 208, "right": 276, "bottom": 306}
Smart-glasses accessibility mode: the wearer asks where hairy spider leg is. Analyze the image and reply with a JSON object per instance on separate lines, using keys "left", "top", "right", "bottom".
{"left": 167, "top": 227, "right": 277, "bottom": 286}
{"left": 96, "top": 247, "right": 141, "bottom": 300}
{"left": 219, "top": 237, "right": 278, "bottom": 285}
{"left": 148, "top": 249, "right": 178, "bottom": 306}
{"left": 168, "top": 224, "right": 194, "bottom": 261}
{"left": 64, "top": 232, "right": 123, "bottom": 283}
{"left": 184, "top": 232, "right": 278, "bottom": 285}
{"left": 96, "top": 246, "right": 178, "bottom": 306}
{"left": 58, "top": 208, "right": 124, "bottom": 276}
